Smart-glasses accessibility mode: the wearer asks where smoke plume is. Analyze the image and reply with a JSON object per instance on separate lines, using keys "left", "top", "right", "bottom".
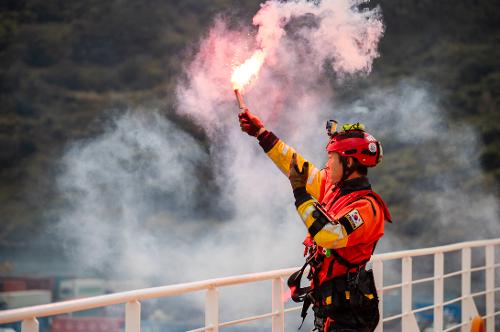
{"left": 333, "top": 82, "right": 500, "bottom": 250}
{"left": 50, "top": 1, "right": 386, "bottom": 327}
{"left": 176, "top": 0, "right": 384, "bottom": 138}
{"left": 51, "top": 0, "right": 498, "bottom": 329}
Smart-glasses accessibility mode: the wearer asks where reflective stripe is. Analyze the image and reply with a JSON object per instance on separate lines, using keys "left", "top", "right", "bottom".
{"left": 301, "top": 205, "right": 315, "bottom": 222}
{"left": 307, "top": 168, "right": 319, "bottom": 185}
{"left": 282, "top": 144, "right": 289, "bottom": 156}
{"left": 330, "top": 236, "right": 348, "bottom": 249}
{"left": 323, "top": 223, "right": 345, "bottom": 240}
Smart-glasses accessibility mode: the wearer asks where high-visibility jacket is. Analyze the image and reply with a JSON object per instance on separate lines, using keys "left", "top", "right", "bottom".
{"left": 258, "top": 131, "right": 391, "bottom": 283}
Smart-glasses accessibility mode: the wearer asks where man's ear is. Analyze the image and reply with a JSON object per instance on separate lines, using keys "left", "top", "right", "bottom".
{"left": 347, "top": 157, "right": 355, "bottom": 168}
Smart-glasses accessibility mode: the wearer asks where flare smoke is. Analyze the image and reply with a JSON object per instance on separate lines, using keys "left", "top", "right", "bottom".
{"left": 50, "top": 1, "right": 499, "bottom": 329}
{"left": 54, "top": 2, "right": 386, "bottom": 324}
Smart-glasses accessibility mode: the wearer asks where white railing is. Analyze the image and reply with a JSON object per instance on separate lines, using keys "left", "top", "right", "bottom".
{"left": 0, "top": 238, "right": 499, "bottom": 332}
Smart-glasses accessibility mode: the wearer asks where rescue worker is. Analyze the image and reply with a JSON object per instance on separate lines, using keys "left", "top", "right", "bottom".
{"left": 238, "top": 109, "right": 391, "bottom": 332}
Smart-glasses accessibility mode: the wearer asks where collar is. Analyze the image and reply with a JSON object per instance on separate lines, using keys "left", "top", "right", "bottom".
{"left": 337, "top": 176, "right": 371, "bottom": 196}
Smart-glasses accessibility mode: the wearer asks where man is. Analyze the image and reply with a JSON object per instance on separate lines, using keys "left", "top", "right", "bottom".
{"left": 238, "top": 109, "right": 391, "bottom": 332}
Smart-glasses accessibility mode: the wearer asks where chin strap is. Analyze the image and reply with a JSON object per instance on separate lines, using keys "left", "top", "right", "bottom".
{"left": 339, "top": 156, "right": 357, "bottom": 184}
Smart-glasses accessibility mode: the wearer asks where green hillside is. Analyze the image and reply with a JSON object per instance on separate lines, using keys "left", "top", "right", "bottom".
{"left": 1, "top": 0, "right": 499, "bottom": 245}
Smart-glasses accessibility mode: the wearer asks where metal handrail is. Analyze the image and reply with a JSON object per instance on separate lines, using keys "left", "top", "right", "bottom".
{"left": 0, "top": 238, "right": 499, "bottom": 332}
{"left": 373, "top": 238, "right": 500, "bottom": 260}
{"left": 0, "top": 267, "right": 296, "bottom": 323}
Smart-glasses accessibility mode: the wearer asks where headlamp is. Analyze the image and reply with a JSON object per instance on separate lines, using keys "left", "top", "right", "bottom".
{"left": 326, "top": 120, "right": 338, "bottom": 137}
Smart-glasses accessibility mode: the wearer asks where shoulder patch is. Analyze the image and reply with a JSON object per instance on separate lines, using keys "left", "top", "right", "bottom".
{"left": 338, "top": 208, "right": 365, "bottom": 235}
{"left": 345, "top": 209, "right": 364, "bottom": 230}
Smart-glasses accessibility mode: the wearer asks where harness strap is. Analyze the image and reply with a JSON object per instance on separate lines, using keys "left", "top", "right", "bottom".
{"left": 290, "top": 233, "right": 379, "bottom": 328}
{"left": 287, "top": 257, "right": 317, "bottom": 330}
{"left": 329, "top": 247, "right": 367, "bottom": 269}
{"left": 326, "top": 259, "right": 335, "bottom": 277}
{"left": 287, "top": 255, "right": 315, "bottom": 302}
{"left": 325, "top": 240, "right": 378, "bottom": 278}
{"left": 298, "top": 294, "right": 313, "bottom": 329}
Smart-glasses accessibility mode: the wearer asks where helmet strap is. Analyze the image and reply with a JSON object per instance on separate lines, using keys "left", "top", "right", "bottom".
{"left": 339, "top": 156, "right": 357, "bottom": 184}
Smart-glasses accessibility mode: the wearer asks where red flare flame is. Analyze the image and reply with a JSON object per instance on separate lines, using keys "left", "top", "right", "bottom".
{"left": 231, "top": 50, "right": 265, "bottom": 91}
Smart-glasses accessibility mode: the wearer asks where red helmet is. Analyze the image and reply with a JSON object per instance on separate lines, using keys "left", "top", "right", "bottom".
{"left": 326, "top": 125, "right": 383, "bottom": 167}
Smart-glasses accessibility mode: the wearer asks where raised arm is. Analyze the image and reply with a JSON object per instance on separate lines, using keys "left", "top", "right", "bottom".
{"left": 239, "top": 109, "right": 323, "bottom": 200}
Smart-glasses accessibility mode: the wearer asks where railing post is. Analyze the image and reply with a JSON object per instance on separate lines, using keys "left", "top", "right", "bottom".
{"left": 205, "top": 286, "right": 219, "bottom": 331}
{"left": 372, "top": 259, "right": 383, "bottom": 332}
{"left": 434, "top": 252, "right": 444, "bottom": 332}
{"left": 461, "top": 247, "right": 472, "bottom": 332}
{"left": 21, "top": 318, "right": 39, "bottom": 332}
{"left": 402, "top": 257, "right": 419, "bottom": 331}
{"left": 272, "top": 277, "right": 285, "bottom": 332}
{"left": 460, "top": 247, "right": 480, "bottom": 332}
{"left": 485, "top": 245, "right": 495, "bottom": 332}
{"left": 126, "top": 300, "right": 141, "bottom": 332}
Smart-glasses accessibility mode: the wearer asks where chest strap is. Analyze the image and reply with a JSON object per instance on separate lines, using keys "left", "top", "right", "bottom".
{"left": 325, "top": 240, "right": 378, "bottom": 280}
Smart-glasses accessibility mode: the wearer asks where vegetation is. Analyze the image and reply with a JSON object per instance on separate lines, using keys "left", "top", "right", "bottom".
{"left": 0, "top": 0, "right": 499, "bottom": 246}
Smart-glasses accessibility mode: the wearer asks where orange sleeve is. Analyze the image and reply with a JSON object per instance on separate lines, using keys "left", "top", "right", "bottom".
{"left": 332, "top": 197, "right": 385, "bottom": 248}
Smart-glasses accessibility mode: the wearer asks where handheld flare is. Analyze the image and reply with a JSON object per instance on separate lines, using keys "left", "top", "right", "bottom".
{"left": 230, "top": 50, "right": 265, "bottom": 111}
{"left": 234, "top": 89, "right": 247, "bottom": 110}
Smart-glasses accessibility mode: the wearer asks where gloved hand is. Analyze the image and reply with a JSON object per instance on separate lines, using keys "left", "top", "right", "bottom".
{"left": 238, "top": 109, "right": 264, "bottom": 137}
{"left": 289, "top": 153, "right": 309, "bottom": 190}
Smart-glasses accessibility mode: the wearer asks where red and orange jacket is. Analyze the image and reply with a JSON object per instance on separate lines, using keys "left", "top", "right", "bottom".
{"left": 257, "top": 130, "right": 391, "bottom": 284}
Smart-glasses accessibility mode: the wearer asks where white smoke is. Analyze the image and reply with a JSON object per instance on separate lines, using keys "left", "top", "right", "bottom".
{"left": 54, "top": 109, "right": 308, "bottom": 326}
{"left": 252, "top": 0, "right": 383, "bottom": 74}
{"left": 51, "top": 0, "right": 499, "bottom": 329}
{"left": 176, "top": 0, "right": 384, "bottom": 139}
{"left": 52, "top": 1, "right": 385, "bottom": 327}
{"left": 55, "top": 111, "right": 210, "bottom": 278}
{"left": 333, "top": 82, "right": 500, "bottom": 249}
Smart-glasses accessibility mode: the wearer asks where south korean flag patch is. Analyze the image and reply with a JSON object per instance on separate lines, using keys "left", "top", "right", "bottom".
{"left": 346, "top": 209, "right": 364, "bottom": 230}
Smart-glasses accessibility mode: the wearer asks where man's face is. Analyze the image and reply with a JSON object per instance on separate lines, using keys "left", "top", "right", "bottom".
{"left": 326, "top": 152, "right": 343, "bottom": 185}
